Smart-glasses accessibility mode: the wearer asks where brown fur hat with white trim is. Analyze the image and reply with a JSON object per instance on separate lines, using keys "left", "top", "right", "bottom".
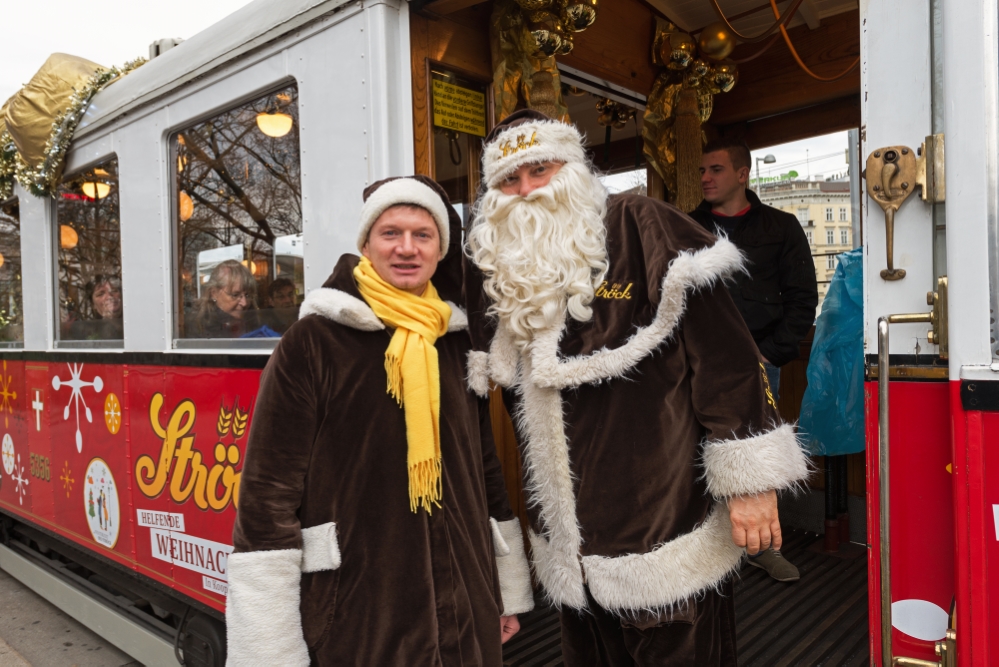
{"left": 357, "top": 176, "right": 452, "bottom": 256}
{"left": 482, "top": 109, "right": 587, "bottom": 189}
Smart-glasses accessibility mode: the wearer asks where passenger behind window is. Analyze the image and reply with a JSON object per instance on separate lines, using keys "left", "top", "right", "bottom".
{"left": 67, "top": 275, "right": 124, "bottom": 341}
{"left": 191, "top": 260, "right": 278, "bottom": 338}
{"left": 260, "top": 277, "right": 299, "bottom": 334}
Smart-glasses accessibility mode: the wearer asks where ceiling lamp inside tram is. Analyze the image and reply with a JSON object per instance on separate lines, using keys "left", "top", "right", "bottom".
{"left": 80, "top": 169, "right": 112, "bottom": 199}
{"left": 256, "top": 112, "right": 294, "bottom": 138}
{"left": 60, "top": 225, "right": 78, "bottom": 249}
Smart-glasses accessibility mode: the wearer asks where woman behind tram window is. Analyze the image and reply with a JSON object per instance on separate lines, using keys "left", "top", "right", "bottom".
{"left": 68, "top": 274, "right": 123, "bottom": 340}
{"left": 192, "top": 259, "right": 274, "bottom": 338}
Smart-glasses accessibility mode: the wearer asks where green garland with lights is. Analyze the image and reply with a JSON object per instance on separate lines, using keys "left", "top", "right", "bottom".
{"left": 0, "top": 57, "right": 145, "bottom": 201}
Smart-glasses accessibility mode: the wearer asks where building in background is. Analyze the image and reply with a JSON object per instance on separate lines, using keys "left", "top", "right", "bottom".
{"left": 758, "top": 179, "right": 852, "bottom": 315}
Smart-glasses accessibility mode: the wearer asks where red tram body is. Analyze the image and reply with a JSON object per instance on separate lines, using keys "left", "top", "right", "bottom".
{"left": 0, "top": 360, "right": 261, "bottom": 615}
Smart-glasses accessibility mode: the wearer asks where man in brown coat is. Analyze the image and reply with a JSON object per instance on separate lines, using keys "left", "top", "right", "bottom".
{"left": 464, "top": 111, "right": 809, "bottom": 666}
{"left": 226, "top": 176, "right": 533, "bottom": 665}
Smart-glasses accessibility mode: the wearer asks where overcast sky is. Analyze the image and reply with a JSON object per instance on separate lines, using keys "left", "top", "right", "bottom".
{"left": 2, "top": 0, "right": 254, "bottom": 103}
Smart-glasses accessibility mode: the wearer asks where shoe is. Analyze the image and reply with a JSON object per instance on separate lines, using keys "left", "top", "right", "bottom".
{"left": 747, "top": 548, "right": 800, "bottom": 582}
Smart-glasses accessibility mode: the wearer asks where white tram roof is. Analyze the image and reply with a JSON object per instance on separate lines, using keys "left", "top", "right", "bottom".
{"left": 76, "top": 0, "right": 354, "bottom": 138}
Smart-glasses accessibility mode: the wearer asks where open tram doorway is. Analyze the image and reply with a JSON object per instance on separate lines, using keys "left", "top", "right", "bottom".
{"left": 411, "top": 0, "right": 868, "bottom": 661}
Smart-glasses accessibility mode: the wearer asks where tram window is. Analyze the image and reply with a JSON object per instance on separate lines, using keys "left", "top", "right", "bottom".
{"left": 0, "top": 198, "right": 22, "bottom": 346}
{"left": 55, "top": 159, "right": 124, "bottom": 346}
{"left": 172, "top": 84, "right": 303, "bottom": 345}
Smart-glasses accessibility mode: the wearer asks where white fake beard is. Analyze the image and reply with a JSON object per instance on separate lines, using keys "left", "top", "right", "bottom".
{"left": 467, "top": 162, "right": 609, "bottom": 349}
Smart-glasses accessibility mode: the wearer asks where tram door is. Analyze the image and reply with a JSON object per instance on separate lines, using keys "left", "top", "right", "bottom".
{"left": 863, "top": 0, "right": 999, "bottom": 665}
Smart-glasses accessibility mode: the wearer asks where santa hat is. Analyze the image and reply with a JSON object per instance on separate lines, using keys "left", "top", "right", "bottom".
{"left": 482, "top": 109, "right": 587, "bottom": 189}
{"left": 357, "top": 176, "right": 451, "bottom": 256}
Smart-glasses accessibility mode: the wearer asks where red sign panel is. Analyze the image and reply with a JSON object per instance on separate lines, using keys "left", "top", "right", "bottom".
{"left": 0, "top": 360, "right": 261, "bottom": 613}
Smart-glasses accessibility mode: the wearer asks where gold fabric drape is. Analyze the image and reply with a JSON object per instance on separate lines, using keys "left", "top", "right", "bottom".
{"left": 5, "top": 53, "right": 103, "bottom": 169}
{"left": 490, "top": 0, "right": 570, "bottom": 123}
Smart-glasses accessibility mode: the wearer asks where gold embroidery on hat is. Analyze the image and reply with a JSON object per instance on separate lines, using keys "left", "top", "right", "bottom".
{"left": 498, "top": 131, "right": 538, "bottom": 158}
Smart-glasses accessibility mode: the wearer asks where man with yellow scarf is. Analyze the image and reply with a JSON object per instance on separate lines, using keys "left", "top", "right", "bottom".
{"left": 225, "top": 176, "right": 533, "bottom": 666}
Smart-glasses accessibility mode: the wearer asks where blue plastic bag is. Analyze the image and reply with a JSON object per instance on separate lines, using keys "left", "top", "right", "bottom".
{"left": 798, "top": 248, "right": 864, "bottom": 455}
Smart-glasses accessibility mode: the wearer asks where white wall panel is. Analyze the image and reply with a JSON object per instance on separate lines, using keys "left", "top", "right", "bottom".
{"left": 861, "top": 0, "right": 936, "bottom": 356}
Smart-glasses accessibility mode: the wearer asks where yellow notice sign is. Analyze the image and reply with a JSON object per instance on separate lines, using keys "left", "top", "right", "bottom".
{"left": 432, "top": 79, "right": 486, "bottom": 137}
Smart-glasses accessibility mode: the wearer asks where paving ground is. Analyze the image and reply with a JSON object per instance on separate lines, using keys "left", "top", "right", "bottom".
{"left": 0, "top": 567, "right": 141, "bottom": 667}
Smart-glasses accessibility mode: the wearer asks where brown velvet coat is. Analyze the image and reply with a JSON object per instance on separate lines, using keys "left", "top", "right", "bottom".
{"left": 226, "top": 255, "right": 533, "bottom": 667}
{"left": 465, "top": 194, "right": 809, "bottom": 618}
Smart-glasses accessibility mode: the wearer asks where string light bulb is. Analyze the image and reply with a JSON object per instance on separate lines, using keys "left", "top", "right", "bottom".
{"left": 179, "top": 191, "right": 194, "bottom": 222}
{"left": 60, "top": 225, "right": 79, "bottom": 249}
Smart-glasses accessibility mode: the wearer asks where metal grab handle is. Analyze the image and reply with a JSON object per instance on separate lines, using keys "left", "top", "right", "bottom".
{"left": 878, "top": 313, "right": 938, "bottom": 667}
{"left": 878, "top": 317, "right": 893, "bottom": 667}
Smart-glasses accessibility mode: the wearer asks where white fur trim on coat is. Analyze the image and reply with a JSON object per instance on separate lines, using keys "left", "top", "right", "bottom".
{"left": 300, "top": 288, "right": 467, "bottom": 333}
{"left": 483, "top": 119, "right": 588, "bottom": 189}
{"left": 300, "top": 288, "right": 384, "bottom": 331}
{"left": 301, "top": 522, "right": 341, "bottom": 573}
{"left": 491, "top": 518, "right": 535, "bottom": 615}
{"left": 226, "top": 549, "right": 309, "bottom": 666}
{"left": 581, "top": 503, "right": 745, "bottom": 614}
{"left": 525, "top": 238, "right": 745, "bottom": 390}
{"left": 357, "top": 178, "right": 450, "bottom": 255}
{"left": 467, "top": 350, "right": 491, "bottom": 398}
{"left": 514, "top": 356, "right": 587, "bottom": 608}
{"left": 701, "top": 423, "right": 810, "bottom": 499}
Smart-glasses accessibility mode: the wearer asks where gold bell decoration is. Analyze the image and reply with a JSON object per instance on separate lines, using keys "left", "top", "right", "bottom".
{"left": 643, "top": 19, "right": 740, "bottom": 211}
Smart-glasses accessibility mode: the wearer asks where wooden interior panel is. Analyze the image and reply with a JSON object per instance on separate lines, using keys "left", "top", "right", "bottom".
{"left": 558, "top": 0, "right": 659, "bottom": 95}
{"left": 489, "top": 388, "right": 528, "bottom": 526}
{"left": 717, "top": 94, "right": 860, "bottom": 150}
{"left": 712, "top": 9, "right": 860, "bottom": 126}
{"left": 410, "top": 5, "right": 493, "bottom": 176}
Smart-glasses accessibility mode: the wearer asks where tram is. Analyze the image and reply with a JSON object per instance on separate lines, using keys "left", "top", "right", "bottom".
{"left": 0, "top": 0, "right": 993, "bottom": 664}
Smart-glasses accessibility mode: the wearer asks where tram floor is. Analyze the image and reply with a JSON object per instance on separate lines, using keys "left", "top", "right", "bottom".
{"left": 502, "top": 529, "right": 869, "bottom": 666}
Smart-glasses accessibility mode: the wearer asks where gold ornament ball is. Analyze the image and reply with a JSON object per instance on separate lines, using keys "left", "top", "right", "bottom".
{"left": 698, "top": 21, "right": 736, "bottom": 61}
{"left": 661, "top": 32, "right": 696, "bottom": 70}
{"left": 516, "top": 0, "right": 551, "bottom": 11}
{"left": 684, "top": 68, "right": 703, "bottom": 89}
{"left": 564, "top": 1, "right": 597, "bottom": 32}
{"left": 691, "top": 59, "right": 711, "bottom": 77}
{"left": 713, "top": 61, "right": 739, "bottom": 93}
{"left": 558, "top": 34, "right": 575, "bottom": 55}
{"left": 531, "top": 29, "right": 563, "bottom": 58}
{"left": 703, "top": 66, "right": 722, "bottom": 94}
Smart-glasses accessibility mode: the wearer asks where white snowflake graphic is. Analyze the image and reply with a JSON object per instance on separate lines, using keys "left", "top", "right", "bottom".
{"left": 11, "top": 454, "right": 28, "bottom": 505}
{"left": 1, "top": 433, "right": 13, "bottom": 475}
{"left": 52, "top": 363, "right": 104, "bottom": 453}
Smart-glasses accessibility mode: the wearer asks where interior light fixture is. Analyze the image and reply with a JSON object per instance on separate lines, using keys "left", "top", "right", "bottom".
{"left": 81, "top": 182, "right": 111, "bottom": 199}
{"left": 256, "top": 112, "right": 294, "bottom": 138}
{"left": 60, "top": 225, "right": 79, "bottom": 249}
{"left": 0, "top": 253, "right": 5, "bottom": 269}
{"left": 179, "top": 191, "right": 194, "bottom": 222}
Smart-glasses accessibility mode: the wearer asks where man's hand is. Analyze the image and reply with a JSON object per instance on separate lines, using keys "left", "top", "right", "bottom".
{"left": 728, "top": 489, "right": 781, "bottom": 555}
{"left": 500, "top": 615, "right": 520, "bottom": 644}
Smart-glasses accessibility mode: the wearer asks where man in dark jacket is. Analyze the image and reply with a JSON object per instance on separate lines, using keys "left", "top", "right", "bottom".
{"left": 690, "top": 137, "right": 818, "bottom": 582}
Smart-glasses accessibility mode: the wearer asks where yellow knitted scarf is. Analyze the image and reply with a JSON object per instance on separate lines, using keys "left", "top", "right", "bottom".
{"left": 353, "top": 257, "right": 452, "bottom": 513}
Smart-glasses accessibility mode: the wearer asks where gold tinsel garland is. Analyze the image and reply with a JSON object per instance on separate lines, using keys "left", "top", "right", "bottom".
{"left": 0, "top": 57, "right": 145, "bottom": 201}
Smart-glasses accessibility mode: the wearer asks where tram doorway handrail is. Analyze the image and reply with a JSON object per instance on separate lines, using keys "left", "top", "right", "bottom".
{"left": 877, "top": 314, "right": 955, "bottom": 667}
